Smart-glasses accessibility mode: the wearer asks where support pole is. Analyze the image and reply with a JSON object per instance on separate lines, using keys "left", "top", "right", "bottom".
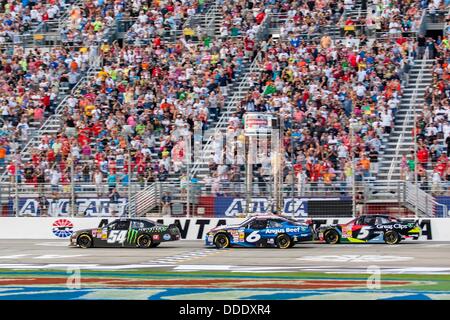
{"left": 70, "top": 159, "right": 75, "bottom": 217}
{"left": 351, "top": 122, "right": 356, "bottom": 217}
{"left": 246, "top": 135, "right": 253, "bottom": 217}
{"left": 128, "top": 150, "right": 131, "bottom": 218}
{"left": 186, "top": 132, "right": 192, "bottom": 218}
{"left": 14, "top": 164, "right": 19, "bottom": 217}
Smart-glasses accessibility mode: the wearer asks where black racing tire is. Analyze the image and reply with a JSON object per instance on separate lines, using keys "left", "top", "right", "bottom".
{"left": 276, "top": 234, "right": 291, "bottom": 249}
{"left": 77, "top": 234, "right": 93, "bottom": 248}
{"left": 384, "top": 230, "right": 400, "bottom": 245}
{"left": 214, "top": 233, "right": 230, "bottom": 249}
{"left": 137, "top": 234, "right": 152, "bottom": 248}
{"left": 324, "top": 229, "right": 340, "bottom": 244}
{"left": 288, "top": 240, "right": 296, "bottom": 248}
{"left": 150, "top": 243, "right": 160, "bottom": 248}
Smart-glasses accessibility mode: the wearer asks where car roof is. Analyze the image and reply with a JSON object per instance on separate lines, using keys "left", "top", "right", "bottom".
{"left": 117, "top": 218, "right": 155, "bottom": 223}
{"left": 360, "top": 215, "right": 391, "bottom": 219}
{"left": 249, "top": 215, "right": 288, "bottom": 220}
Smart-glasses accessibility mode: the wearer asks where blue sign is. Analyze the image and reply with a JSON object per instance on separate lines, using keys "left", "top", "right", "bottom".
{"left": 214, "top": 197, "right": 309, "bottom": 217}
{"left": 8, "top": 198, "right": 128, "bottom": 217}
{"left": 435, "top": 197, "right": 450, "bottom": 217}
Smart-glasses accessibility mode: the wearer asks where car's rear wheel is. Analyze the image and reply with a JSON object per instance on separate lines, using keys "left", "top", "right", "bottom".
{"left": 214, "top": 233, "right": 230, "bottom": 249}
{"left": 324, "top": 229, "right": 340, "bottom": 244}
{"left": 77, "top": 234, "right": 92, "bottom": 248}
{"left": 137, "top": 234, "right": 152, "bottom": 248}
{"left": 384, "top": 230, "right": 400, "bottom": 245}
{"left": 276, "top": 234, "right": 291, "bottom": 249}
{"left": 150, "top": 243, "right": 160, "bottom": 248}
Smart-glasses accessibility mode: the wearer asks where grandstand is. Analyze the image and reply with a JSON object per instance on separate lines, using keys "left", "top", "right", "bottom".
{"left": 0, "top": 0, "right": 449, "bottom": 218}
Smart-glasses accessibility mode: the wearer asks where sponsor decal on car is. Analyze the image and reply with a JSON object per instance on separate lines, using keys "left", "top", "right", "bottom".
{"left": 127, "top": 229, "right": 139, "bottom": 244}
{"left": 153, "top": 234, "right": 160, "bottom": 241}
{"left": 148, "top": 226, "right": 168, "bottom": 233}
{"left": 163, "top": 234, "right": 171, "bottom": 241}
{"left": 52, "top": 219, "right": 74, "bottom": 238}
{"left": 375, "top": 224, "right": 411, "bottom": 230}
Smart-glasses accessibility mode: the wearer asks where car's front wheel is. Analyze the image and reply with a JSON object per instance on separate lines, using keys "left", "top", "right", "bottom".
{"left": 324, "top": 229, "right": 340, "bottom": 244}
{"left": 214, "top": 233, "right": 230, "bottom": 249}
{"left": 384, "top": 230, "right": 400, "bottom": 245}
{"left": 276, "top": 234, "right": 291, "bottom": 249}
{"left": 137, "top": 234, "right": 152, "bottom": 248}
{"left": 77, "top": 234, "right": 92, "bottom": 248}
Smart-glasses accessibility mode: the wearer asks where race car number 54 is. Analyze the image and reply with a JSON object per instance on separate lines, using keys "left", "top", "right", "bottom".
{"left": 107, "top": 230, "right": 127, "bottom": 243}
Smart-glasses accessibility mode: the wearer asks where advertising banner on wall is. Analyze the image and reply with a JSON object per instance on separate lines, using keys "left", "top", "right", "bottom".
{"left": 214, "top": 197, "right": 352, "bottom": 217}
{"left": 6, "top": 198, "right": 128, "bottom": 217}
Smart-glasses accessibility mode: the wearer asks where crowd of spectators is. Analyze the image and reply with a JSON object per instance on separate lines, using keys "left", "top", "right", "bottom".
{"left": 279, "top": 0, "right": 346, "bottom": 38}
{"left": 205, "top": 33, "right": 416, "bottom": 194}
{"left": 1, "top": 32, "right": 256, "bottom": 195}
{"left": 406, "top": 35, "right": 450, "bottom": 194}
{"left": 60, "top": 0, "right": 133, "bottom": 45}
{"left": 125, "top": 0, "right": 208, "bottom": 44}
{"left": 0, "top": 0, "right": 71, "bottom": 44}
{"left": 0, "top": 45, "right": 93, "bottom": 173}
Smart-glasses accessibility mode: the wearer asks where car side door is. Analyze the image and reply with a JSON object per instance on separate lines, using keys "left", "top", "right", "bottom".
{"left": 244, "top": 219, "right": 268, "bottom": 246}
{"left": 352, "top": 216, "right": 375, "bottom": 240}
{"left": 106, "top": 220, "right": 130, "bottom": 247}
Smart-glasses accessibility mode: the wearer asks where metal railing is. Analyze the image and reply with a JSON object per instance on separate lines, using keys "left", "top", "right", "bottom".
{"left": 386, "top": 58, "right": 428, "bottom": 183}
{"left": 405, "top": 181, "right": 448, "bottom": 217}
{"left": 1, "top": 181, "right": 448, "bottom": 218}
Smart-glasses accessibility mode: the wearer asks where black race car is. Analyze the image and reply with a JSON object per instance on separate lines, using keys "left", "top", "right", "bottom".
{"left": 69, "top": 218, "right": 181, "bottom": 248}
{"left": 316, "top": 215, "right": 421, "bottom": 245}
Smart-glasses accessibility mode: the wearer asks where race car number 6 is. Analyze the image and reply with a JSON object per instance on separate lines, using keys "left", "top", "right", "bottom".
{"left": 246, "top": 231, "right": 261, "bottom": 243}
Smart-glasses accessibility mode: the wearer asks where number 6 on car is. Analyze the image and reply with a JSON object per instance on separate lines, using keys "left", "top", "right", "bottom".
{"left": 245, "top": 230, "right": 261, "bottom": 243}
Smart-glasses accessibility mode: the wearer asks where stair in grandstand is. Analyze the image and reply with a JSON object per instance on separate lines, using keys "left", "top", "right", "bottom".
{"left": 160, "top": 0, "right": 219, "bottom": 44}
{"left": 376, "top": 59, "right": 435, "bottom": 182}
{"left": 189, "top": 50, "right": 268, "bottom": 181}
{"left": 184, "top": 0, "right": 222, "bottom": 41}
{"left": 345, "top": 0, "right": 366, "bottom": 20}
{"left": 0, "top": 67, "right": 101, "bottom": 182}
{"left": 364, "top": 181, "right": 446, "bottom": 217}
{"left": 126, "top": 12, "right": 274, "bottom": 215}
{"left": 423, "top": 9, "right": 448, "bottom": 31}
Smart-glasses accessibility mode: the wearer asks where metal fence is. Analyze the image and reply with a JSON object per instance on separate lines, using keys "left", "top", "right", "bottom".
{"left": 0, "top": 181, "right": 447, "bottom": 218}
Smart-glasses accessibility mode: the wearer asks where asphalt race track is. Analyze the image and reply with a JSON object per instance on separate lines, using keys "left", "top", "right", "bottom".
{"left": 2, "top": 240, "right": 450, "bottom": 300}
{"left": 1, "top": 240, "right": 450, "bottom": 274}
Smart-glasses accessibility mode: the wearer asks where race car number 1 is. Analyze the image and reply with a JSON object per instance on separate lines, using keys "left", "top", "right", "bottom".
{"left": 246, "top": 231, "right": 261, "bottom": 243}
{"left": 107, "top": 230, "right": 127, "bottom": 243}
